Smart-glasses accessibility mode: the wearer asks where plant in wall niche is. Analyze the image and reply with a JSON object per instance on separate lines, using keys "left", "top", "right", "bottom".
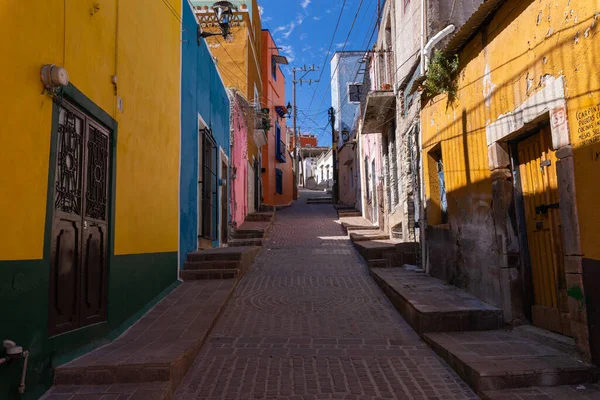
{"left": 424, "top": 50, "right": 460, "bottom": 99}
{"left": 260, "top": 109, "right": 272, "bottom": 131}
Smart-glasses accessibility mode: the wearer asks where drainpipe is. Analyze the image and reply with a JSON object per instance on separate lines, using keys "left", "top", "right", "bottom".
{"left": 422, "top": 24, "right": 456, "bottom": 74}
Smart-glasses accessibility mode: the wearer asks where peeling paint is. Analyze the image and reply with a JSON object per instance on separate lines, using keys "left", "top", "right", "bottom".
{"left": 482, "top": 64, "right": 496, "bottom": 108}
{"left": 537, "top": 11, "right": 543, "bottom": 25}
{"left": 574, "top": 31, "right": 581, "bottom": 44}
{"left": 546, "top": 27, "right": 554, "bottom": 37}
{"left": 585, "top": 27, "right": 592, "bottom": 38}
{"left": 526, "top": 72, "right": 534, "bottom": 95}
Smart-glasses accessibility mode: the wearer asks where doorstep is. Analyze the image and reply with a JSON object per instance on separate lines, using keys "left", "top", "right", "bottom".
{"left": 49, "top": 280, "right": 237, "bottom": 394}
{"left": 370, "top": 267, "right": 504, "bottom": 334}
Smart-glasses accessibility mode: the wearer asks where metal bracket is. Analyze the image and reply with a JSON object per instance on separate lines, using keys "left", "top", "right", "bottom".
{"left": 535, "top": 202, "right": 560, "bottom": 214}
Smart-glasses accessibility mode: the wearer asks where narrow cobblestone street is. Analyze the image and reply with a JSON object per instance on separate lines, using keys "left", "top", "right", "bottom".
{"left": 175, "top": 191, "right": 478, "bottom": 400}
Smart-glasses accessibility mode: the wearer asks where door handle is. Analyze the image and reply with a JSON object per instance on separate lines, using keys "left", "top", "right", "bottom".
{"left": 535, "top": 202, "right": 559, "bottom": 214}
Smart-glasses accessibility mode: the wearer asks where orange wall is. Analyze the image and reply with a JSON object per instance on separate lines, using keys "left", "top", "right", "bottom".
{"left": 261, "top": 30, "right": 293, "bottom": 206}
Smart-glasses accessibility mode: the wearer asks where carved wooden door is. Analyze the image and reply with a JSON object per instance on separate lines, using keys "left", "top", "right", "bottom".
{"left": 49, "top": 101, "right": 110, "bottom": 336}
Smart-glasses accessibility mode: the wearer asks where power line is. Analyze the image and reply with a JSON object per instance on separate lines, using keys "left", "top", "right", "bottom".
{"left": 306, "top": 0, "right": 348, "bottom": 110}
{"left": 315, "top": 0, "right": 366, "bottom": 114}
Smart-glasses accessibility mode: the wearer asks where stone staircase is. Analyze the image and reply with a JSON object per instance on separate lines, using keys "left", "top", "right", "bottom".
{"left": 182, "top": 247, "right": 261, "bottom": 281}
{"left": 227, "top": 211, "right": 274, "bottom": 248}
{"left": 367, "top": 258, "right": 599, "bottom": 397}
{"left": 306, "top": 196, "right": 333, "bottom": 204}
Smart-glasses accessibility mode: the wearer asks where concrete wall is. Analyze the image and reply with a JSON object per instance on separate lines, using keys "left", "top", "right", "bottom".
{"left": 331, "top": 52, "right": 365, "bottom": 146}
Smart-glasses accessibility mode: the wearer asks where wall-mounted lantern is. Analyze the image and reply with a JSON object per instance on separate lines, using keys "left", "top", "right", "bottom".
{"left": 199, "top": 1, "right": 236, "bottom": 40}
{"left": 40, "top": 64, "right": 69, "bottom": 90}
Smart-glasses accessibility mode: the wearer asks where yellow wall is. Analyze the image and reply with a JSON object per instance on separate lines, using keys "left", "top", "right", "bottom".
{"left": 0, "top": 0, "right": 181, "bottom": 260}
{"left": 421, "top": 0, "right": 600, "bottom": 260}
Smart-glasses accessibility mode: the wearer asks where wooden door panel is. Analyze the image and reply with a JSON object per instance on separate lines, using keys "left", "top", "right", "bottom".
{"left": 80, "top": 224, "right": 107, "bottom": 325}
{"left": 518, "top": 129, "right": 570, "bottom": 336}
{"left": 49, "top": 218, "right": 81, "bottom": 335}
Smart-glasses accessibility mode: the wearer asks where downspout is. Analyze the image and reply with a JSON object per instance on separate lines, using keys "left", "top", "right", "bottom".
{"left": 419, "top": 0, "right": 455, "bottom": 272}
{"left": 422, "top": 24, "right": 456, "bottom": 74}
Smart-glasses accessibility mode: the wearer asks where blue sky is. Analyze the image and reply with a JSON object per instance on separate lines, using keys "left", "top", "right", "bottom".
{"left": 258, "top": 0, "right": 379, "bottom": 146}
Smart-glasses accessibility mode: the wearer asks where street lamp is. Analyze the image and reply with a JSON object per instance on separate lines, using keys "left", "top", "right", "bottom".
{"left": 199, "top": 1, "right": 236, "bottom": 39}
{"left": 286, "top": 102, "right": 293, "bottom": 118}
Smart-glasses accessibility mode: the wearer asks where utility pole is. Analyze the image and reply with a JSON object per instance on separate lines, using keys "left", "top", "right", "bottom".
{"left": 292, "top": 65, "right": 319, "bottom": 194}
{"left": 329, "top": 107, "right": 338, "bottom": 204}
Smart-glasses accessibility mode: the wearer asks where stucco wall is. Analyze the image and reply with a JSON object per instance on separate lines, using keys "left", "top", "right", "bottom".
{"left": 261, "top": 30, "right": 293, "bottom": 206}
{"left": 0, "top": 0, "right": 182, "bottom": 397}
{"left": 229, "top": 91, "right": 250, "bottom": 227}
{"left": 421, "top": 0, "right": 600, "bottom": 308}
{"left": 181, "top": 2, "right": 231, "bottom": 265}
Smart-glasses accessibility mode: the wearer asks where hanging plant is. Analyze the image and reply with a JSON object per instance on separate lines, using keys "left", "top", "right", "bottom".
{"left": 424, "top": 50, "right": 460, "bottom": 99}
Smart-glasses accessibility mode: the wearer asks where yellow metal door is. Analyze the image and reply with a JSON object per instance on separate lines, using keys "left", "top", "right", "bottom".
{"left": 517, "top": 128, "right": 571, "bottom": 336}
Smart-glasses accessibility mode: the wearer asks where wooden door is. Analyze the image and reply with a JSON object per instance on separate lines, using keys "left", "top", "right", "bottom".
{"left": 517, "top": 128, "right": 571, "bottom": 336}
{"left": 49, "top": 102, "right": 109, "bottom": 336}
{"left": 221, "top": 161, "right": 228, "bottom": 245}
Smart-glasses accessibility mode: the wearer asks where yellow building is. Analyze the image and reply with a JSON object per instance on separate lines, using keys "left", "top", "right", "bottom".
{"left": 0, "top": 1, "right": 181, "bottom": 397}
{"left": 421, "top": 0, "right": 600, "bottom": 362}
{"left": 193, "top": 0, "right": 264, "bottom": 212}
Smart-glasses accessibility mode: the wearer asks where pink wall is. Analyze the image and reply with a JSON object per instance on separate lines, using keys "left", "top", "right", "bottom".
{"left": 360, "top": 130, "right": 382, "bottom": 223}
{"left": 230, "top": 91, "right": 249, "bottom": 228}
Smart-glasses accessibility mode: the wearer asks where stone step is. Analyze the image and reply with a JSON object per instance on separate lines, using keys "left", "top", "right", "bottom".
{"left": 345, "top": 225, "right": 380, "bottom": 233}
{"left": 333, "top": 203, "right": 356, "bottom": 210}
{"left": 349, "top": 230, "right": 390, "bottom": 242}
{"left": 53, "top": 281, "right": 236, "bottom": 391}
{"left": 306, "top": 197, "right": 333, "bottom": 204}
{"left": 338, "top": 211, "right": 362, "bottom": 217}
{"left": 353, "top": 239, "right": 400, "bottom": 260}
{"left": 423, "top": 329, "right": 599, "bottom": 393}
{"left": 180, "top": 269, "right": 238, "bottom": 280}
{"left": 231, "top": 231, "right": 264, "bottom": 239}
{"left": 367, "top": 259, "right": 389, "bottom": 268}
{"left": 184, "top": 260, "right": 240, "bottom": 270}
{"left": 481, "top": 384, "right": 600, "bottom": 399}
{"left": 244, "top": 212, "right": 273, "bottom": 222}
{"left": 227, "top": 238, "right": 263, "bottom": 247}
{"left": 41, "top": 382, "right": 171, "bottom": 400}
{"left": 187, "top": 246, "right": 260, "bottom": 262}
{"left": 370, "top": 267, "right": 504, "bottom": 334}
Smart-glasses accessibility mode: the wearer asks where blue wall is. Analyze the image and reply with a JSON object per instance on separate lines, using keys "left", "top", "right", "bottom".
{"left": 330, "top": 52, "right": 364, "bottom": 146}
{"left": 180, "top": 2, "right": 231, "bottom": 268}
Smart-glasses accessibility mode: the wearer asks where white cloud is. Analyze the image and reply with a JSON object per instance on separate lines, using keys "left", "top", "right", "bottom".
{"left": 301, "top": 0, "right": 311, "bottom": 9}
{"left": 296, "top": 13, "right": 305, "bottom": 25}
{"left": 335, "top": 42, "right": 347, "bottom": 49}
{"left": 313, "top": 16, "right": 321, "bottom": 20}
{"left": 258, "top": 5, "right": 264, "bottom": 16}
{"left": 279, "top": 44, "right": 295, "bottom": 63}
{"left": 300, "top": 33, "right": 308, "bottom": 40}
{"left": 302, "top": 45, "right": 312, "bottom": 52}
{"left": 282, "top": 22, "right": 296, "bottom": 39}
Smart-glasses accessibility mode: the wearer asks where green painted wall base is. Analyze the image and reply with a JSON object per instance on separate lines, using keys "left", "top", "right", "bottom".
{"left": 0, "top": 251, "right": 177, "bottom": 400}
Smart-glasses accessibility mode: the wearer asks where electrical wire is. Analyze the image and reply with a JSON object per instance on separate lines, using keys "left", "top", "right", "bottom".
{"left": 306, "top": 0, "right": 348, "bottom": 110}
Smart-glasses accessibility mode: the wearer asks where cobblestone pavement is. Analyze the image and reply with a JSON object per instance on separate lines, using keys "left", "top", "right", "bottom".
{"left": 175, "top": 190, "right": 478, "bottom": 400}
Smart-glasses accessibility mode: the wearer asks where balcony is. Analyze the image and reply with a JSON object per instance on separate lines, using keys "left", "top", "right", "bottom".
{"left": 276, "top": 140, "right": 286, "bottom": 163}
{"left": 362, "top": 90, "right": 395, "bottom": 134}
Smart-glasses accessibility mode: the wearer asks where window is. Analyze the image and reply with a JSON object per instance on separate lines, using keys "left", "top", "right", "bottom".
{"left": 275, "top": 168, "right": 283, "bottom": 194}
{"left": 271, "top": 55, "right": 277, "bottom": 81}
{"left": 348, "top": 83, "right": 361, "bottom": 103}
{"left": 427, "top": 146, "right": 448, "bottom": 225}
{"left": 275, "top": 122, "right": 285, "bottom": 162}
